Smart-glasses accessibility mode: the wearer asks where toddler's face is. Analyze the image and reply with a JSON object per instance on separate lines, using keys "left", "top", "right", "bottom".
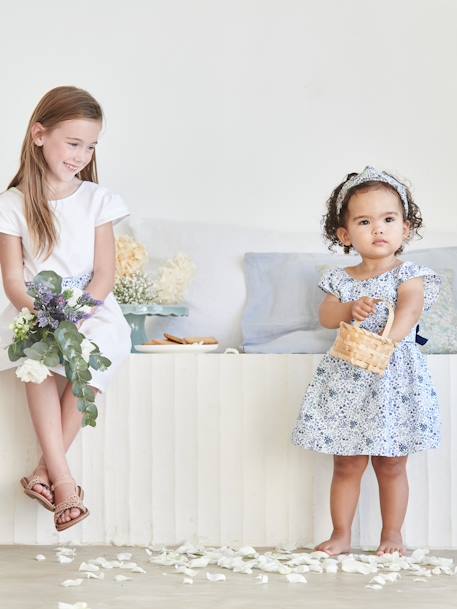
{"left": 336, "top": 186, "right": 410, "bottom": 258}
{"left": 33, "top": 118, "right": 101, "bottom": 187}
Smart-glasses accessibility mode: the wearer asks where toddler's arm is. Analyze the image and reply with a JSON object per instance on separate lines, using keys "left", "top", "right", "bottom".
{"left": 388, "top": 277, "right": 424, "bottom": 342}
{"left": 0, "top": 234, "right": 34, "bottom": 311}
{"left": 319, "top": 294, "right": 377, "bottom": 328}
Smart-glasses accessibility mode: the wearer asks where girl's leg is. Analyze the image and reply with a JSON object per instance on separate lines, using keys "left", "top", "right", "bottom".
{"left": 29, "top": 381, "right": 98, "bottom": 524}
{"left": 371, "top": 455, "right": 409, "bottom": 555}
{"left": 25, "top": 377, "right": 82, "bottom": 524}
{"left": 316, "top": 455, "right": 369, "bottom": 555}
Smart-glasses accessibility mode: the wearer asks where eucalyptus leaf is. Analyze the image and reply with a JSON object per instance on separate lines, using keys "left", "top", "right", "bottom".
{"left": 72, "top": 383, "right": 95, "bottom": 401}
{"left": 89, "top": 353, "right": 112, "bottom": 371}
{"left": 8, "top": 341, "right": 25, "bottom": 362}
{"left": 83, "top": 415, "right": 97, "bottom": 428}
{"left": 33, "top": 270, "right": 62, "bottom": 295}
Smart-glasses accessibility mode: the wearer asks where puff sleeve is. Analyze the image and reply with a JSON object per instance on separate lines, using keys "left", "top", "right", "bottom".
{"left": 397, "top": 262, "right": 441, "bottom": 312}
{"left": 0, "top": 196, "right": 22, "bottom": 236}
{"left": 319, "top": 267, "right": 343, "bottom": 300}
{"left": 95, "top": 191, "right": 129, "bottom": 227}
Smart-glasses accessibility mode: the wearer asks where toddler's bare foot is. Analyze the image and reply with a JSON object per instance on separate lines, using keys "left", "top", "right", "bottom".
{"left": 315, "top": 531, "right": 351, "bottom": 556}
{"left": 28, "top": 465, "right": 53, "bottom": 504}
{"left": 376, "top": 530, "right": 406, "bottom": 555}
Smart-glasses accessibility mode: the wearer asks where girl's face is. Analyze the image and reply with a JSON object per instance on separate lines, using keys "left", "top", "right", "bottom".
{"left": 32, "top": 118, "right": 101, "bottom": 186}
{"left": 336, "top": 186, "right": 410, "bottom": 259}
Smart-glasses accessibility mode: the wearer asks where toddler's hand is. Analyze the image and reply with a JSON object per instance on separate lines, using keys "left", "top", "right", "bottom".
{"left": 351, "top": 297, "right": 378, "bottom": 322}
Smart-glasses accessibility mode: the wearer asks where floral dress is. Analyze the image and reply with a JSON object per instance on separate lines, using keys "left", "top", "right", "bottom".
{"left": 291, "top": 262, "right": 441, "bottom": 457}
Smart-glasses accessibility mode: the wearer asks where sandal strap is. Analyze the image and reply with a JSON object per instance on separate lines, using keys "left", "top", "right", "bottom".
{"left": 54, "top": 495, "right": 87, "bottom": 523}
{"left": 26, "top": 476, "right": 52, "bottom": 491}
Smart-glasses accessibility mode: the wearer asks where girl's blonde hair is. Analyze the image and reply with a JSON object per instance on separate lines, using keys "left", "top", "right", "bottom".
{"left": 8, "top": 86, "right": 103, "bottom": 258}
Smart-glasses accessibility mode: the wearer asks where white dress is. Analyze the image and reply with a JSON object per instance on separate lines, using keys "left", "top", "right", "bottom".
{"left": 0, "top": 181, "right": 132, "bottom": 392}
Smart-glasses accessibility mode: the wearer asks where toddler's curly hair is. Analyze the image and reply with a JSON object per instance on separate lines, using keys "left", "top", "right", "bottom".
{"left": 322, "top": 172, "right": 423, "bottom": 254}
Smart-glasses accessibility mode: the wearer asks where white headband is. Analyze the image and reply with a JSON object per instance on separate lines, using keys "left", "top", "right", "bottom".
{"left": 335, "top": 166, "right": 409, "bottom": 216}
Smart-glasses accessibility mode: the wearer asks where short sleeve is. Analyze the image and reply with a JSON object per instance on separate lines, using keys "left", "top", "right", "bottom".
{"left": 397, "top": 261, "right": 441, "bottom": 312}
{"left": 319, "top": 267, "right": 343, "bottom": 300}
{"left": 95, "top": 191, "right": 129, "bottom": 227}
{"left": 0, "top": 193, "right": 22, "bottom": 237}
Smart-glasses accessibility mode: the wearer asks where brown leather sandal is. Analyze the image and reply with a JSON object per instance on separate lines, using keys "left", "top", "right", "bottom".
{"left": 53, "top": 478, "right": 90, "bottom": 532}
{"left": 20, "top": 473, "right": 55, "bottom": 512}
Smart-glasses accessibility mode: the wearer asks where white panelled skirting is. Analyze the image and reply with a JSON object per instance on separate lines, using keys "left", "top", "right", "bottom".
{"left": 0, "top": 354, "right": 456, "bottom": 548}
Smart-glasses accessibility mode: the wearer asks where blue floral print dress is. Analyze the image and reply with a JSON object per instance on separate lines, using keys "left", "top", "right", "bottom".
{"left": 292, "top": 261, "right": 441, "bottom": 457}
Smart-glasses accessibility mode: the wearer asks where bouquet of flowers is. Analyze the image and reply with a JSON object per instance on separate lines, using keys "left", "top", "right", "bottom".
{"left": 8, "top": 271, "right": 111, "bottom": 427}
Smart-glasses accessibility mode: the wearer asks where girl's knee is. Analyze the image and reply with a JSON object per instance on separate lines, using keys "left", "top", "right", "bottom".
{"left": 333, "top": 455, "right": 369, "bottom": 476}
{"left": 371, "top": 456, "right": 407, "bottom": 477}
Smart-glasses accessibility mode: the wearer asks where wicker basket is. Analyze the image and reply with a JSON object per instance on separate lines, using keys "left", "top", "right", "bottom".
{"left": 330, "top": 300, "right": 397, "bottom": 375}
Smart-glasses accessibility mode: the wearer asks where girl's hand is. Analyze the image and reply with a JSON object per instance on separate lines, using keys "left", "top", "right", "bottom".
{"left": 351, "top": 297, "right": 378, "bottom": 321}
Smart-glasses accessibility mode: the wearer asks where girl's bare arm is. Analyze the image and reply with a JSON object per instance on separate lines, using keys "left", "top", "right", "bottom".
{"left": 0, "top": 234, "right": 34, "bottom": 311}
{"left": 84, "top": 222, "right": 116, "bottom": 301}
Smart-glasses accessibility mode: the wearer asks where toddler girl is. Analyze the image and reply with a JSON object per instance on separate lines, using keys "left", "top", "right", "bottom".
{"left": 292, "top": 166, "right": 440, "bottom": 555}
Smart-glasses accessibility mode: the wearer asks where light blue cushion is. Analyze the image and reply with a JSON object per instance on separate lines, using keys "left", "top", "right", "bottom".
{"left": 242, "top": 247, "right": 457, "bottom": 354}
{"left": 242, "top": 252, "right": 359, "bottom": 352}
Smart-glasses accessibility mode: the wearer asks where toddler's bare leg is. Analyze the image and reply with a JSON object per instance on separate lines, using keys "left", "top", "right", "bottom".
{"left": 315, "top": 455, "right": 369, "bottom": 555}
{"left": 372, "top": 455, "right": 408, "bottom": 555}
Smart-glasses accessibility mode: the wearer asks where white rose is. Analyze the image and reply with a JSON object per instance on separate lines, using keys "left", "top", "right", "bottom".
{"left": 20, "top": 307, "right": 35, "bottom": 322}
{"left": 67, "top": 287, "right": 84, "bottom": 307}
{"left": 16, "top": 359, "right": 52, "bottom": 383}
{"left": 80, "top": 338, "right": 96, "bottom": 363}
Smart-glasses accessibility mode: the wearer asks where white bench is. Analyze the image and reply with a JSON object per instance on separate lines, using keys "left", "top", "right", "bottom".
{"left": 0, "top": 353, "right": 455, "bottom": 548}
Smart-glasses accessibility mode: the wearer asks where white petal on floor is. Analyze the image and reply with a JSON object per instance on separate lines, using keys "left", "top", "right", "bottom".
{"left": 83, "top": 572, "right": 105, "bottom": 580}
{"left": 189, "top": 557, "right": 210, "bottom": 568}
{"left": 183, "top": 577, "right": 193, "bottom": 584}
{"left": 206, "top": 572, "right": 226, "bottom": 582}
{"left": 413, "top": 577, "right": 429, "bottom": 582}
{"left": 116, "top": 552, "right": 132, "bottom": 561}
{"left": 382, "top": 573, "right": 401, "bottom": 583}
{"left": 119, "top": 561, "right": 138, "bottom": 570}
{"left": 56, "top": 548, "right": 76, "bottom": 557}
{"left": 58, "top": 603, "right": 90, "bottom": 609}
{"left": 365, "top": 584, "right": 383, "bottom": 590}
{"left": 410, "top": 548, "right": 430, "bottom": 562}
{"left": 286, "top": 573, "right": 307, "bottom": 584}
{"left": 57, "top": 555, "right": 73, "bottom": 564}
{"left": 369, "top": 575, "right": 386, "bottom": 585}
{"left": 292, "top": 565, "right": 310, "bottom": 574}
{"left": 35, "top": 554, "right": 46, "bottom": 561}
{"left": 79, "top": 562, "right": 99, "bottom": 572}
{"left": 61, "top": 578, "right": 84, "bottom": 587}
{"left": 114, "top": 574, "right": 132, "bottom": 582}
{"left": 175, "top": 565, "right": 197, "bottom": 577}
{"left": 341, "top": 559, "right": 374, "bottom": 575}
{"left": 131, "top": 566, "right": 147, "bottom": 574}
{"left": 236, "top": 546, "right": 258, "bottom": 558}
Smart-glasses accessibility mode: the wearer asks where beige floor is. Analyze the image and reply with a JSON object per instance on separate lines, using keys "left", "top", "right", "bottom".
{"left": 1, "top": 546, "right": 457, "bottom": 609}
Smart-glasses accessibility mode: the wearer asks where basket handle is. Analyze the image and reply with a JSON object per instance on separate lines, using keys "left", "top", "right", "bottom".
{"left": 353, "top": 300, "right": 395, "bottom": 339}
